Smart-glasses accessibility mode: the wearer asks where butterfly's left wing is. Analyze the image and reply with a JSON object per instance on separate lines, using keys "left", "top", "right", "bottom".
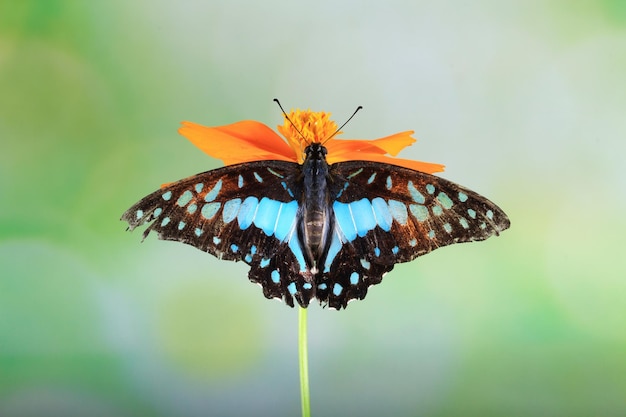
{"left": 121, "top": 161, "right": 318, "bottom": 307}
{"left": 316, "top": 160, "right": 510, "bottom": 309}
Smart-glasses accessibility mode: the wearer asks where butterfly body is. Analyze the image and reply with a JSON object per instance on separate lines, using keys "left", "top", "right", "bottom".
{"left": 299, "top": 143, "right": 333, "bottom": 274}
{"left": 122, "top": 141, "right": 510, "bottom": 309}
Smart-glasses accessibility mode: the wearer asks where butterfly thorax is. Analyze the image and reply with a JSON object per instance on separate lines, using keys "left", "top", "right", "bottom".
{"left": 298, "top": 143, "right": 333, "bottom": 273}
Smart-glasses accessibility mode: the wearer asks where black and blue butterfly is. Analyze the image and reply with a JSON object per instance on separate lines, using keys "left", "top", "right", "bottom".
{"left": 121, "top": 114, "right": 510, "bottom": 309}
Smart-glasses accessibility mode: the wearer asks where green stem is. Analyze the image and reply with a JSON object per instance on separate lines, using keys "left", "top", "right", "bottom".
{"left": 298, "top": 306, "right": 311, "bottom": 417}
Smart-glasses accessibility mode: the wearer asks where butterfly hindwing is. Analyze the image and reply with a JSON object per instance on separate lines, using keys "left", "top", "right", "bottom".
{"left": 316, "top": 227, "right": 391, "bottom": 309}
{"left": 316, "top": 160, "right": 510, "bottom": 308}
{"left": 121, "top": 160, "right": 315, "bottom": 306}
{"left": 247, "top": 243, "right": 316, "bottom": 307}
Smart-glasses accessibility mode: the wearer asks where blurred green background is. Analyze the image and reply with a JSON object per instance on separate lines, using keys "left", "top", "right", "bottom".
{"left": 1, "top": 1, "right": 625, "bottom": 416}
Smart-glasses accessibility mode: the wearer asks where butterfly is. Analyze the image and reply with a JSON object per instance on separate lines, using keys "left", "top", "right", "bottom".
{"left": 121, "top": 107, "right": 510, "bottom": 309}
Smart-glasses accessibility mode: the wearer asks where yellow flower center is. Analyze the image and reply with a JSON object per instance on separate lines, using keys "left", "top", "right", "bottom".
{"left": 276, "top": 109, "right": 340, "bottom": 163}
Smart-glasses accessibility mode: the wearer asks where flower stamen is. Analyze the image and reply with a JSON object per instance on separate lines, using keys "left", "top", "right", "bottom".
{"left": 277, "top": 109, "right": 339, "bottom": 163}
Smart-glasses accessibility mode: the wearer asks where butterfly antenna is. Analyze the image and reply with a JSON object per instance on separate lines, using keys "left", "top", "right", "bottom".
{"left": 323, "top": 105, "right": 363, "bottom": 144}
{"left": 273, "top": 98, "right": 307, "bottom": 142}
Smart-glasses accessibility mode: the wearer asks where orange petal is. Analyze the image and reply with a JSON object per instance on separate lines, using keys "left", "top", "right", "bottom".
{"left": 359, "top": 131, "right": 417, "bottom": 156}
{"left": 178, "top": 120, "right": 443, "bottom": 173}
{"left": 336, "top": 153, "right": 445, "bottom": 173}
{"left": 325, "top": 131, "right": 416, "bottom": 157}
{"left": 178, "top": 120, "right": 297, "bottom": 165}
{"left": 324, "top": 131, "right": 443, "bottom": 173}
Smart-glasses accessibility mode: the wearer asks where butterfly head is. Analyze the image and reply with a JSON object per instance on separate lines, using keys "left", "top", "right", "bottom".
{"left": 304, "top": 142, "right": 328, "bottom": 162}
{"left": 276, "top": 109, "right": 340, "bottom": 164}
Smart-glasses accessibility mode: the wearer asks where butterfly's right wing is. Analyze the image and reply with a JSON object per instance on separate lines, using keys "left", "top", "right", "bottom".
{"left": 315, "top": 161, "right": 510, "bottom": 309}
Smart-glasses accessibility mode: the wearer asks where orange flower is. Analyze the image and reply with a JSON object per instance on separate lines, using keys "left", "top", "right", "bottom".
{"left": 178, "top": 109, "right": 445, "bottom": 173}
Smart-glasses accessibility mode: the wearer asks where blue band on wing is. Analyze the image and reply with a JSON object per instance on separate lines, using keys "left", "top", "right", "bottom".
{"left": 371, "top": 197, "right": 392, "bottom": 232}
{"left": 274, "top": 201, "right": 299, "bottom": 241}
{"left": 334, "top": 198, "right": 401, "bottom": 242}
{"left": 237, "top": 196, "right": 259, "bottom": 229}
{"left": 333, "top": 201, "right": 357, "bottom": 241}
{"left": 254, "top": 197, "right": 281, "bottom": 236}
{"left": 349, "top": 198, "right": 377, "bottom": 237}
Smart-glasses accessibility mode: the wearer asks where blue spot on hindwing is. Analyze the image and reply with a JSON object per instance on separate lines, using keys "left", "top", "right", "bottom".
{"left": 333, "top": 283, "right": 343, "bottom": 296}
{"left": 162, "top": 191, "right": 172, "bottom": 201}
{"left": 323, "top": 231, "right": 343, "bottom": 273}
{"left": 350, "top": 272, "right": 359, "bottom": 285}
{"left": 288, "top": 237, "right": 308, "bottom": 273}
{"left": 360, "top": 259, "right": 371, "bottom": 270}
{"left": 271, "top": 270, "right": 280, "bottom": 283}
